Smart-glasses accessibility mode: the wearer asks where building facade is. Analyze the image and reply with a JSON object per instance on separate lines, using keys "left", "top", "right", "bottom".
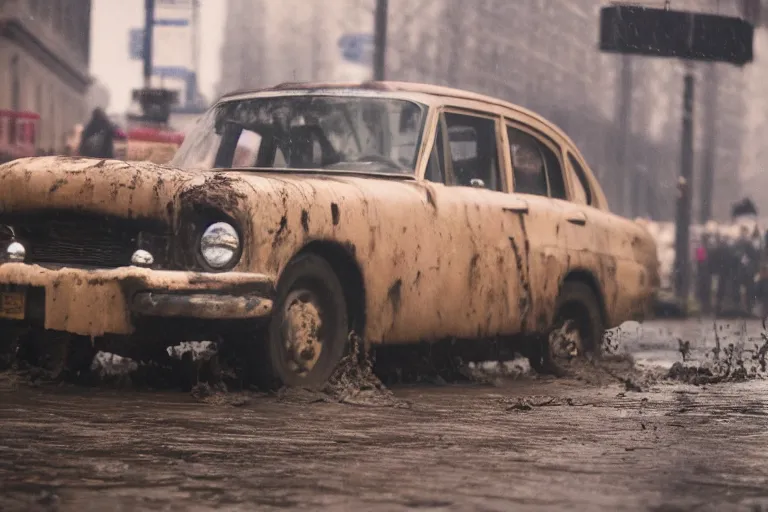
{"left": 217, "top": 0, "right": 767, "bottom": 221}
{"left": 0, "top": 0, "right": 91, "bottom": 152}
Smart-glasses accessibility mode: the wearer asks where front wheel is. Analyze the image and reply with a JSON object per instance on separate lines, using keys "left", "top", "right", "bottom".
{"left": 266, "top": 253, "right": 349, "bottom": 389}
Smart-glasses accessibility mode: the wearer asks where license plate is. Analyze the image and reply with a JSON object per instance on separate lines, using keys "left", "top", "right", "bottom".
{"left": 0, "top": 291, "right": 25, "bottom": 320}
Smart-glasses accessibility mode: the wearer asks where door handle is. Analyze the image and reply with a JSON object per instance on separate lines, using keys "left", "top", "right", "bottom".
{"left": 566, "top": 212, "right": 587, "bottom": 226}
{"left": 503, "top": 204, "right": 529, "bottom": 214}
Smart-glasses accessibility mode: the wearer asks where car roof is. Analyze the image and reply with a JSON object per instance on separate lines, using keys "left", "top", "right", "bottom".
{"left": 219, "top": 80, "right": 575, "bottom": 147}
{"left": 217, "top": 81, "right": 609, "bottom": 211}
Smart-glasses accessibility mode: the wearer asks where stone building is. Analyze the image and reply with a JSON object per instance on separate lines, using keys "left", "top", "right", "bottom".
{"left": 0, "top": 0, "right": 91, "bottom": 152}
{"left": 217, "top": 0, "right": 767, "bottom": 221}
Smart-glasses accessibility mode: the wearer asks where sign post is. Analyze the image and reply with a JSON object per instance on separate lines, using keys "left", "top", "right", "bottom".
{"left": 143, "top": 0, "right": 155, "bottom": 89}
{"left": 373, "top": 0, "right": 388, "bottom": 81}
{"left": 598, "top": 3, "right": 754, "bottom": 308}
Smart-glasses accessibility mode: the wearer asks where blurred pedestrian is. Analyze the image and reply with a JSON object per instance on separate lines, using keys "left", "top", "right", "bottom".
{"left": 756, "top": 263, "right": 768, "bottom": 319}
{"left": 734, "top": 224, "right": 760, "bottom": 314}
{"left": 78, "top": 108, "right": 114, "bottom": 159}
{"left": 696, "top": 221, "right": 718, "bottom": 315}
{"left": 714, "top": 227, "right": 738, "bottom": 315}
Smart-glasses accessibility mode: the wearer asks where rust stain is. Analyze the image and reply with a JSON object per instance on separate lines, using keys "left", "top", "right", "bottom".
{"left": 330, "top": 203, "right": 340, "bottom": 226}
{"left": 387, "top": 279, "right": 402, "bottom": 316}
{"left": 49, "top": 179, "right": 67, "bottom": 193}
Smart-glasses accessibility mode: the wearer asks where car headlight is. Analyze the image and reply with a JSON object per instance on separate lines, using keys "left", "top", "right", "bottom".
{"left": 200, "top": 222, "right": 240, "bottom": 269}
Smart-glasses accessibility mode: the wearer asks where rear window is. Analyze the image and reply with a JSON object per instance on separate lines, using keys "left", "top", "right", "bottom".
{"left": 568, "top": 153, "right": 593, "bottom": 205}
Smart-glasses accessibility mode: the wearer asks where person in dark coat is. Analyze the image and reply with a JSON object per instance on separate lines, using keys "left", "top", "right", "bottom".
{"left": 734, "top": 225, "right": 760, "bottom": 314}
{"left": 714, "top": 231, "right": 738, "bottom": 315}
{"left": 696, "top": 224, "right": 718, "bottom": 315}
{"left": 78, "top": 108, "right": 115, "bottom": 159}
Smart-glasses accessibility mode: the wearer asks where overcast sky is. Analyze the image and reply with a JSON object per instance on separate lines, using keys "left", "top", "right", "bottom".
{"left": 90, "top": 0, "right": 225, "bottom": 114}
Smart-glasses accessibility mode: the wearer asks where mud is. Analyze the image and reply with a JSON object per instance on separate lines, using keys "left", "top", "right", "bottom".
{"left": 279, "top": 333, "right": 408, "bottom": 408}
{"left": 2, "top": 319, "right": 768, "bottom": 511}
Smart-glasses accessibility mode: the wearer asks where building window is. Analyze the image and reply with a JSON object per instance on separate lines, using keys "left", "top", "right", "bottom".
{"left": 53, "top": 0, "right": 63, "bottom": 32}
{"left": 48, "top": 97, "right": 56, "bottom": 152}
{"left": 64, "top": 0, "right": 77, "bottom": 46}
{"left": 10, "top": 55, "right": 20, "bottom": 111}
{"left": 35, "top": 83, "right": 42, "bottom": 115}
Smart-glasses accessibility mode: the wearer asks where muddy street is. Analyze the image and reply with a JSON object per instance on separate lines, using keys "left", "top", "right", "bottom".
{"left": 2, "top": 319, "right": 768, "bottom": 512}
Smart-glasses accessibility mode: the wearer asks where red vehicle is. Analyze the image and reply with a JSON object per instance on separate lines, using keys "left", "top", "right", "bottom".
{"left": 0, "top": 110, "right": 40, "bottom": 163}
{"left": 122, "top": 126, "right": 185, "bottom": 164}
{"left": 73, "top": 124, "right": 184, "bottom": 164}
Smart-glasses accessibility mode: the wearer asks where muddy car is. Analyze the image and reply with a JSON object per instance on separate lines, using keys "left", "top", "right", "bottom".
{"left": 0, "top": 81, "right": 659, "bottom": 386}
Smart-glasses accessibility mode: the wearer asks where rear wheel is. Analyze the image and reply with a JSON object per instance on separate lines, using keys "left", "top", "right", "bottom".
{"left": 265, "top": 253, "right": 349, "bottom": 389}
{"left": 529, "top": 281, "right": 604, "bottom": 376}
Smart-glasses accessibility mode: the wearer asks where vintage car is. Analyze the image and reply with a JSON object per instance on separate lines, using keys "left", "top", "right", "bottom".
{"left": 0, "top": 81, "right": 659, "bottom": 386}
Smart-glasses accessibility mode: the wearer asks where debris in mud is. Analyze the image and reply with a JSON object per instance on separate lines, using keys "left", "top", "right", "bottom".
{"left": 666, "top": 362, "right": 718, "bottom": 385}
{"left": 190, "top": 381, "right": 253, "bottom": 407}
{"left": 503, "top": 395, "right": 575, "bottom": 412}
{"left": 677, "top": 338, "right": 691, "bottom": 362}
{"left": 622, "top": 377, "right": 644, "bottom": 392}
{"left": 279, "top": 333, "right": 410, "bottom": 408}
{"left": 461, "top": 359, "right": 532, "bottom": 386}
{"left": 560, "top": 352, "right": 662, "bottom": 392}
{"left": 167, "top": 341, "right": 218, "bottom": 362}
{"left": 90, "top": 351, "right": 138, "bottom": 378}
{"left": 666, "top": 326, "right": 768, "bottom": 385}
{"left": 321, "top": 333, "right": 410, "bottom": 407}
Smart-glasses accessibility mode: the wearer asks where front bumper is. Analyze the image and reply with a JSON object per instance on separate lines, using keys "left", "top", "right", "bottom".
{"left": 0, "top": 263, "right": 275, "bottom": 336}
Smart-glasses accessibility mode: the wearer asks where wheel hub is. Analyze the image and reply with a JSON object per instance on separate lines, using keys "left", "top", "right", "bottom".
{"left": 549, "top": 319, "right": 582, "bottom": 361}
{"left": 283, "top": 289, "right": 323, "bottom": 376}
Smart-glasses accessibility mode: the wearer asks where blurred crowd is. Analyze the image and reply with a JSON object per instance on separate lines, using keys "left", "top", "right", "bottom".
{"left": 640, "top": 198, "right": 768, "bottom": 317}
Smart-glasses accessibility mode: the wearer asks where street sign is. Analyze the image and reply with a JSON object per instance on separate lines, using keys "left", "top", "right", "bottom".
{"left": 338, "top": 33, "right": 374, "bottom": 66}
{"left": 154, "top": 18, "right": 190, "bottom": 27}
{"left": 153, "top": 66, "right": 190, "bottom": 79}
{"left": 599, "top": 5, "right": 754, "bottom": 66}
{"left": 129, "top": 28, "right": 144, "bottom": 60}
{"left": 157, "top": 0, "right": 192, "bottom": 7}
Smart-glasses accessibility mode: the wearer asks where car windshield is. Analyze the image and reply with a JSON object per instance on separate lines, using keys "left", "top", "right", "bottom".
{"left": 170, "top": 95, "right": 428, "bottom": 175}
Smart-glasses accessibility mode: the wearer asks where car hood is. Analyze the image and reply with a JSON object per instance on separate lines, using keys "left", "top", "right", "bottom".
{"left": 0, "top": 156, "right": 422, "bottom": 224}
{"left": 0, "top": 157, "right": 197, "bottom": 224}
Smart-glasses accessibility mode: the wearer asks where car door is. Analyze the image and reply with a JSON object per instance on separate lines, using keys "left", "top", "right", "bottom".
{"left": 420, "top": 108, "right": 532, "bottom": 339}
{"left": 562, "top": 150, "right": 645, "bottom": 326}
{"left": 503, "top": 120, "right": 571, "bottom": 331}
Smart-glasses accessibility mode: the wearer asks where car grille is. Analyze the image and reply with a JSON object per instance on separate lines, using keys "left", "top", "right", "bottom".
{"left": 4, "top": 213, "right": 167, "bottom": 268}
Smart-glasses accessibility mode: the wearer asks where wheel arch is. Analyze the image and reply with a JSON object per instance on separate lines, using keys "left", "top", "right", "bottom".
{"left": 292, "top": 240, "right": 367, "bottom": 336}
{"left": 560, "top": 269, "right": 607, "bottom": 326}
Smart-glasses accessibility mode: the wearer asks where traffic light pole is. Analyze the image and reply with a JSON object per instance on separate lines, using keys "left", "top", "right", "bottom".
{"left": 373, "top": 0, "right": 388, "bottom": 81}
{"left": 673, "top": 69, "right": 695, "bottom": 305}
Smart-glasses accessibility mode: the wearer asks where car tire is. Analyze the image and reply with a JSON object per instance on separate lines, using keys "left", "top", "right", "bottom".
{"left": 266, "top": 253, "right": 349, "bottom": 389}
{"left": 536, "top": 281, "right": 604, "bottom": 376}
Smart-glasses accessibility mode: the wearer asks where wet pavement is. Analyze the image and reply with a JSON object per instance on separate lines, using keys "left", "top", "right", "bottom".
{"left": 2, "top": 319, "right": 768, "bottom": 512}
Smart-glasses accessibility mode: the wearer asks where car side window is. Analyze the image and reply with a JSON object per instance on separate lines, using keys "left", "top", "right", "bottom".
{"left": 567, "top": 152, "right": 593, "bottom": 205}
{"left": 443, "top": 112, "right": 502, "bottom": 191}
{"left": 507, "top": 126, "right": 566, "bottom": 199}
{"left": 507, "top": 127, "right": 547, "bottom": 196}
{"left": 543, "top": 146, "right": 566, "bottom": 199}
{"left": 425, "top": 120, "right": 445, "bottom": 183}
{"left": 232, "top": 129, "right": 262, "bottom": 167}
